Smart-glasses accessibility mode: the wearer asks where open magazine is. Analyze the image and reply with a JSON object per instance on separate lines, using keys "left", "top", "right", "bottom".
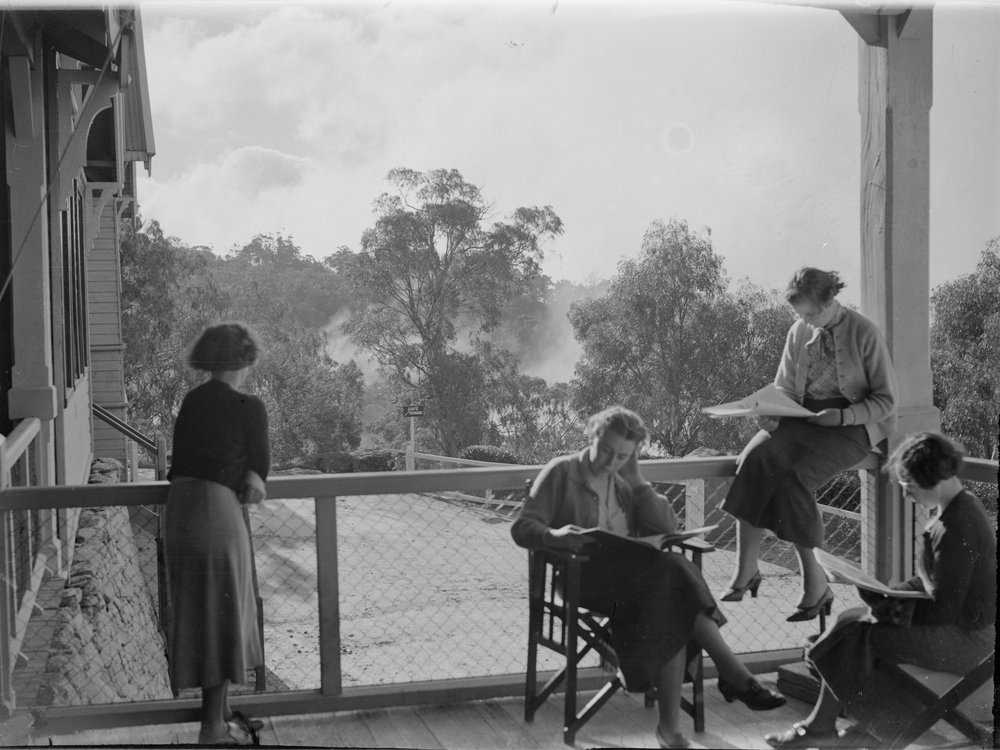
{"left": 702, "top": 384, "right": 819, "bottom": 419}
{"left": 815, "top": 549, "right": 932, "bottom": 599}
{"left": 568, "top": 524, "right": 718, "bottom": 551}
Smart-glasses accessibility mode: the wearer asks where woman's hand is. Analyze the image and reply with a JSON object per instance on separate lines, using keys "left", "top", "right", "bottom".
{"left": 617, "top": 448, "right": 647, "bottom": 489}
{"left": 756, "top": 415, "right": 780, "bottom": 432}
{"left": 806, "top": 409, "right": 842, "bottom": 428}
{"left": 240, "top": 469, "right": 266, "bottom": 505}
{"left": 544, "top": 525, "right": 593, "bottom": 553}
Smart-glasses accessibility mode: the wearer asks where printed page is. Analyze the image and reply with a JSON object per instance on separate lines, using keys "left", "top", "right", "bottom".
{"left": 815, "top": 549, "right": 932, "bottom": 599}
{"left": 702, "top": 383, "right": 819, "bottom": 418}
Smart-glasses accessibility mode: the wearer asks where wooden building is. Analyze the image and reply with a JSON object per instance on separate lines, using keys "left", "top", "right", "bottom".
{"left": 1, "top": 6, "right": 154, "bottom": 484}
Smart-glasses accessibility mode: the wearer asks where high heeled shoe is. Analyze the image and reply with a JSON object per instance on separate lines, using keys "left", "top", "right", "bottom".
{"left": 786, "top": 587, "right": 834, "bottom": 622}
{"left": 717, "top": 676, "right": 787, "bottom": 710}
{"left": 720, "top": 570, "right": 762, "bottom": 602}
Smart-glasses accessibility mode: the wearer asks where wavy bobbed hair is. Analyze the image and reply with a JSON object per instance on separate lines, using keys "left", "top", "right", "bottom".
{"left": 187, "top": 322, "right": 262, "bottom": 372}
{"left": 586, "top": 406, "right": 648, "bottom": 445}
{"left": 785, "top": 267, "right": 846, "bottom": 306}
{"left": 886, "top": 432, "right": 965, "bottom": 489}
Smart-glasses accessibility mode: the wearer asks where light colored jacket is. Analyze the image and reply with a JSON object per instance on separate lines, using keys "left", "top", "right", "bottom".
{"left": 775, "top": 306, "right": 898, "bottom": 448}
{"left": 510, "top": 449, "right": 678, "bottom": 550}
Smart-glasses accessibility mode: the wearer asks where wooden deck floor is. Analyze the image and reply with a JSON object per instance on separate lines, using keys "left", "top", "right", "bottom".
{"left": 30, "top": 674, "right": 989, "bottom": 749}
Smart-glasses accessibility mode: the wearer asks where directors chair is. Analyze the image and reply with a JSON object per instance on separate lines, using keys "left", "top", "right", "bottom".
{"left": 874, "top": 650, "right": 995, "bottom": 749}
{"left": 524, "top": 512, "right": 712, "bottom": 744}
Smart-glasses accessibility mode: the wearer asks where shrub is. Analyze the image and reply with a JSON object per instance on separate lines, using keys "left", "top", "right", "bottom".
{"left": 351, "top": 449, "right": 398, "bottom": 473}
{"left": 313, "top": 451, "right": 355, "bottom": 473}
{"left": 460, "top": 445, "right": 521, "bottom": 464}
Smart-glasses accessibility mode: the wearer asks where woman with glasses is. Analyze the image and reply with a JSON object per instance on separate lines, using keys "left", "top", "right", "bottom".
{"left": 720, "top": 268, "right": 898, "bottom": 621}
{"left": 765, "top": 432, "right": 996, "bottom": 747}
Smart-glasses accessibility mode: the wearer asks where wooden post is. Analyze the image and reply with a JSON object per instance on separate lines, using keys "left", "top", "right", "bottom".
{"left": 5, "top": 53, "right": 56, "bottom": 489}
{"left": 154, "top": 432, "right": 168, "bottom": 481}
{"left": 316, "top": 496, "right": 343, "bottom": 696}
{"left": 853, "top": 7, "right": 939, "bottom": 583}
{"left": 0, "top": 437, "right": 13, "bottom": 718}
{"left": 406, "top": 416, "right": 415, "bottom": 472}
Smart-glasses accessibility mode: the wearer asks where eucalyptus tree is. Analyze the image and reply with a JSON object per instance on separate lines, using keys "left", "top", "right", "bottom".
{"left": 336, "top": 168, "right": 562, "bottom": 455}
{"left": 121, "top": 223, "right": 363, "bottom": 468}
{"left": 931, "top": 237, "right": 1000, "bottom": 460}
{"left": 569, "top": 218, "right": 791, "bottom": 456}
{"left": 120, "top": 218, "right": 228, "bottom": 439}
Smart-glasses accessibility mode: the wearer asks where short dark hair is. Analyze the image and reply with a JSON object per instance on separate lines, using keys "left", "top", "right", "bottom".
{"left": 188, "top": 322, "right": 262, "bottom": 372}
{"left": 785, "top": 267, "right": 845, "bottom": 306}
{"left": 886, "top": 432, "right": 964, "bottom": 489}
{"left": 586, "top": 406, "right": 648, "bottom": 444}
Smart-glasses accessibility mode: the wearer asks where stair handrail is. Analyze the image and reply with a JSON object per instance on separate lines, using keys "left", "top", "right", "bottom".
{"left": 91, "top": 404, "right": 168, "bottom": 480}
{"left": 92, "top": 403, "right": 156, "bottom": 453}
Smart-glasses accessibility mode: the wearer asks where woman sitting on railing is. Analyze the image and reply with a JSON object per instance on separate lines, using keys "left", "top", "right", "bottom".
{"left": 164, "top": 322, "right": 270, "bottom": 746}
{"left": 721, "top": 267, "right": 899, "bottom": 621}
{"left": 511, "top": 406, "right": 786, "bottom": 749}
{"left": 765, "top": 432, "right": 996, "bottom": 748}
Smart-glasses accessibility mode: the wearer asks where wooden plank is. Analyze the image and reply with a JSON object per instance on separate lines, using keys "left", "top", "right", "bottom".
{"left": 417, "top": 701, "right": 501, "bottom": 748}
{"left": 85, "top": 284, "right": 119, "bottom": 296}
{"left": 89, "top": 327, "right": 121, "bottom": 340}
{"left": 475, "top": 699, "right": 546, "bottom": 748}
{"left": 90, "top": 369, "right": 124, "bottom": 383}
{"left": 571, "top": 690, "right": 655, "bottom": 749}
{"left": 86, "top": 300, "right": 119, "bottom": 314}
{"left": 272, "top": 709, "right": 376, "bottom": 748}
{"left": 85, "top": 259, "right": 117, "bottom": 272}
{"left": 358, "top": 707, "right": 442, "bottom": 749}
{"left": 31, "top": 677, "right": 990, "bottom": 749}
{"left": 89, "top": 312, "right": 120, "bottom": 326}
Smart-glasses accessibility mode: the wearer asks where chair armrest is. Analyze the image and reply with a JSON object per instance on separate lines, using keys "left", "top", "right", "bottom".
{"left": 536, "top": 546, "right": 592, "bottom": 564}
{"left": 680, "top": 538, "right": 714, "bottom": 554}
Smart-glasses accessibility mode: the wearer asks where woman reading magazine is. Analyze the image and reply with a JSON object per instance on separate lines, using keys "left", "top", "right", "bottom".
{"left": 511, "top": 406, "right": 785, "bottom": 749}
{"left": 765, "top": 432, "right": 996, "bottom": 748}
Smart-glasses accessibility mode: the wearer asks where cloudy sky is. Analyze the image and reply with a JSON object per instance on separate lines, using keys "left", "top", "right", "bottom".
{"left": 135, "top": 0, "right": 999, "bottom": 306}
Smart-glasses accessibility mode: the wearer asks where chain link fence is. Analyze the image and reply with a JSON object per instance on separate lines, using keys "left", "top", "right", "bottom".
{"left": 671, "top": 470, "right": 870, "bottom": 655}
{"left": 5, "top": 460, "right": 879, "bottom": 709}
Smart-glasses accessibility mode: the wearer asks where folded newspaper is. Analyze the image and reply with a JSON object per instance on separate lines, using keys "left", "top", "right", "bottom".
{"left": 815, "top": 549, "right": 932, "bottom": 599}
{"left": 702, "top": 384, "right": 819, "bottom": 419}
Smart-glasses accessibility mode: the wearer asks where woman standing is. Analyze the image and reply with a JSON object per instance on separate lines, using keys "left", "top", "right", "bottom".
{"left": 721, "top": 268, "right": 898, "bottom": 621}
{"left": 512, "top": 406, "right": 785, "bottom": 749}
{"left": 165, "top": 322, "right": 269, "bottom": 746}
{"left": 765, "top": 432, "right": 996, "bottom": 747}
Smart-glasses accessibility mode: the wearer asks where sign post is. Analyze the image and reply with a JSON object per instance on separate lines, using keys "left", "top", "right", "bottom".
{"left": 402, "top": 403, "right": 425, "bottom": 471}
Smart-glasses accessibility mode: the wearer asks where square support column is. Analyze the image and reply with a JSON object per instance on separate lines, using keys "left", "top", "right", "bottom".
{"left": 856, "top": 8, "right": 939, "bottom": 582}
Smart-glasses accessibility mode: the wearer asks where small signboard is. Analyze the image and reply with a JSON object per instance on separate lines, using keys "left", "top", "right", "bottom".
{"left": 403, "top": 403, "right": 425, "bottom": 417}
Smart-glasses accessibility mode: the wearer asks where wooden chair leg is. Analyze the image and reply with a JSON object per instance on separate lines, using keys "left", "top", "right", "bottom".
{"left": 564, "top": 675, "right": 622, "bottom": 745}
{"left": 692, "top": 651, "right": 705, "bottom": 733}
{"left": 525, "top": 634, "right": 539, "bottom": 721}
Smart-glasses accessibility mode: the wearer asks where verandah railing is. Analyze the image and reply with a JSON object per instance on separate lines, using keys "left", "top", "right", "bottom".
{"left": 0, "top": 455, "right": 995, "bottom": 733}
{"left": 0, "top": 418, "right": 67, "bottom": 719}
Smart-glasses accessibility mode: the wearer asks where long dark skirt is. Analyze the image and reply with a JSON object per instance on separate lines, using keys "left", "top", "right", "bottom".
{"left": 722, "top": 401, "right": 870, "bottom": 547}
{"left": 808, "top": 608, "right": 994, "bottom": 745}
{"left": 164, "top": 477, "right": 262, "bottom": 691}
{"left": 580, "top": 543, "right": 726, "bottom": 692}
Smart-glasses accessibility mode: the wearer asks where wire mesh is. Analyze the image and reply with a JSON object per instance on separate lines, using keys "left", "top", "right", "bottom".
{"left": 682, "top": 470, "right": 869, "bottom": 655}
{"left": 4, "top": 463, "right": 876, "bottom": 708}
{"left": 12, "top": 505, "right": 172, "bottom": 709}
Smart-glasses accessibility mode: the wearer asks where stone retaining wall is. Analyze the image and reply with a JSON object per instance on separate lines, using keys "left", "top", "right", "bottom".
{"left": 35, "top": 458, "right": 172, "bottom": 706}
